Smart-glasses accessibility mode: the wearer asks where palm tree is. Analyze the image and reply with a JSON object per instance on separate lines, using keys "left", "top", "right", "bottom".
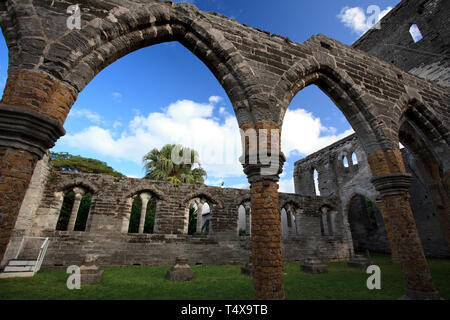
{"left": 143, "top": 144, "right": 207, "bottom": 184}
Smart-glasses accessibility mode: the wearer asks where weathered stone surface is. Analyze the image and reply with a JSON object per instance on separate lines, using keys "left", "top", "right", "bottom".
{"left": 347, "top": 255, "right": 371, "bottom": 270}
{"left": 300, "top": 258, "right": 328, "bottom": 274}
{"left": 80, "top": 254, "right": 104, "bottom": 285}
{"left": 166, "top": 257, "right": 195, "bottom": 281}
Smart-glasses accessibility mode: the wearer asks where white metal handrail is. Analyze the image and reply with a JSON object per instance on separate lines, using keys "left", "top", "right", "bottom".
{"left": 34, "top": 238, "right": 50, "bottom": 274}
{"left": 15, "top": 236, "right": 48, "bottom": 260}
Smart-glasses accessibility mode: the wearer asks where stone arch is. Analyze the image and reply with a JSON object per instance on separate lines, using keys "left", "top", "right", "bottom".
{"left": 56, "top": 180, "right": 99, "bottom": 195}
{"left": 397, "top": 97, "right": 450, "bottom": 250}
{"left": 182, "top": 191, "right": 222, "bottom": 207}
{"left": 274, "top": 55, "right": 390, "bottom": 154}
{"left": 125, "top": 187, "right": 165, "bottom": 202}
{"left": 4, "top": 1, "right": 255, "bottom": 127}
{"left": 236, "top": 196, "right": 251, "bottom": 236}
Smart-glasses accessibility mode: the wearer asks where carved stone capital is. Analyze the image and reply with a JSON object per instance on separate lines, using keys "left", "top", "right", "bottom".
{"left": 370, "top": 173, "right": 413, "bottom": 197}
{"left": 241, "top": 152, "right": 286, "bottom": 183}
{"left": 0, "top": 103, "right": 65, "bottom": 158}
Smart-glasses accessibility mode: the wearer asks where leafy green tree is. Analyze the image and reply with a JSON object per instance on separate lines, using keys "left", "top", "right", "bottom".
{"left": 50, "top": 152, "right": 124, "bottom": 178}
{"left": 142, "top": 144, "right": 206, "bottom": 184}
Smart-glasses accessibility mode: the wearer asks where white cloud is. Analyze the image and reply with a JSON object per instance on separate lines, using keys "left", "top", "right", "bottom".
{"left": 281, "top": 108, "right": 354, "bottom": 157}
{"left": 279, "top": 178, "right": 295, "bottom": 194}
{"left": 60, "top": 98, "right": 354, "bottom": 184}
{"left": 338, "top": 6, "right": 392, "bottom": 35}
{"left": 61, "top": 96, "right": 244, "bottom": 179}
{"left": 68, "top": 108, "right": 105, "bottom": 125}
{"left": 209, "top": 96, "right": 222, "bottom": 104}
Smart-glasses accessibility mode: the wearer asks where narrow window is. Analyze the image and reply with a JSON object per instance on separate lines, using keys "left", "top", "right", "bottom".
{"left": 343, "top": 156, "right": 349, "bottom": 168}
{"left": 56, "top": 191, "right": 75, "bottom": 231}
{"left": 351, "top": 152, "right": 358, "bottom": 165}
{"left": 313, "top": 169, "right": 320, "bottom": 196}
{"left": 409, "top": 24, "right": 423, "bottom": 43}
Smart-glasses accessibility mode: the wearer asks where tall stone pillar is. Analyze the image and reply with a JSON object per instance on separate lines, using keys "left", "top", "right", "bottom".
{"left": 244, "top": 203, "right": 252, "bottom": 235}
{"left": 67, "top": 188, "right": 85, "bottom": 231}
{"left": 0, "top": 70, "right": 77, "bottom": 263}
{"left": 139, "top": 193, "right": 151, "bottom": 234}
{"left": 241, "top": 121, "right": 285, "bottom": 300}
{"left": 0, "top": 103, "right": 66, "bottom": 262}
{"left": 368, "top": 149, "right": 440, "bottom": 300}
{"left": 195, "top": 200, "right": 204, "bottom": 234}
{"left": 321, "top": 207, "right": 329, "bottom": 236}
{"left": 375, "top": 197, "right": 400, "bottom": 264}
{"left": 122, "top": 197, "right": 136, "bottom": 233}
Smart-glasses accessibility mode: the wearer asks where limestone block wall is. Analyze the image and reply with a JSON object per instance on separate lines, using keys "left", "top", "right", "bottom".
{"left": 294, "top": 133, "right": 449, "bottom": 258}
{"left": 3, "top": 157, "right": 351, "bottom": 267}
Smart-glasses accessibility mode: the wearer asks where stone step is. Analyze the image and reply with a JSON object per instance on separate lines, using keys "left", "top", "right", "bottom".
{"left": 8, "top": 260, "right": 37, "bottom": 266}
{"left": 4, "top": 265, "right": 35, "bottom": 272}
{"left": 0, "top": 271, "right": 35, "bottom": 279}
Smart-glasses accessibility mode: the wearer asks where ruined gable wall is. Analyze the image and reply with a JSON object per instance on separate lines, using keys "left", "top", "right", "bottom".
{"left": 353, "top": 0, "right": 450, "bottom": 88}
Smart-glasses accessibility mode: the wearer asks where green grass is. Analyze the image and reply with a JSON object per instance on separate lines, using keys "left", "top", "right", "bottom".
{"left": 0, "top": 254, "right": 448, "bottom": 300}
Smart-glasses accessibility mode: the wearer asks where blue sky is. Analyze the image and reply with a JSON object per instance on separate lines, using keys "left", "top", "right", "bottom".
{"left": 0, "top": 0, "right": 401, "bottom": 192}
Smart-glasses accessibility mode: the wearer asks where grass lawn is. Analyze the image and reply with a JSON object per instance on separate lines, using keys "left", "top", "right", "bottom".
{"left": 0, "top": 254, "right": 448, "bottom": 300}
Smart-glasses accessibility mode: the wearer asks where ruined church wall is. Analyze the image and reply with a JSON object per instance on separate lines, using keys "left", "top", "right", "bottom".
{"left": 3, "top": 159, "right": 352, "bottom": 267}
{"left": 294, "top": 134, "right": 449, "bottom": 258}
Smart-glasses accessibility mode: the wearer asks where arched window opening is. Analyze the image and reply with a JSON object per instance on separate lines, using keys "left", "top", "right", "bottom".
{"left": 351, "top": 152, "right": 358, "bottom": 165}
{"left": 56, "top": 187, "right": 92, "bottom": 232}
{"left": 128, "top": 193, "right": 156, "bottom": 234}
{"left": 343, "top": 156, "right": 349, "bottom": 168}
{"left": 238, "top": 205, "right": 247, "bottom": 236}
{"left": 313, "top": 169, "right": 320, "bottom": 196}
{"left": 409, "top": 24, "right": 423, "bottom": 43}
{"left": 186, "top": 198, "right": 211, "bottom": 235}
{"left": 56, "top": 191, "right": 75, "bottom": 231}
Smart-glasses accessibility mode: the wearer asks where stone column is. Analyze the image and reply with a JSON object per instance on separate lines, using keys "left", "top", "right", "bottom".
{"left": 244, "top": 204, "right": 252, "bottom": 235}
{"left": 321, "top": 207, "right": 329, "bottom": 236}
{"left": 121, "top": 197, "right": 135, "bottom": 233}
{"left": 0, "top": 103, "right": 66, "bottom": 262}
{"left": 195, "top": 200, "right": 204, "bottom": 234}
{"left": 241, "top": 121, "right": 285, "bottom": 300}
{"left": 0, "top": 70, "right": 77, "bottom": 263}
{"left": 375, "top": 197, "right": 400, "bottom": 264}
{"left": 368, "top": 149, "right": 440, "bottom": 300}
{"left": 67, "top": 187, "right": 85, "bottom": 231}
{"left": 139, "top": 193, "right": 151, "bottom": 234}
